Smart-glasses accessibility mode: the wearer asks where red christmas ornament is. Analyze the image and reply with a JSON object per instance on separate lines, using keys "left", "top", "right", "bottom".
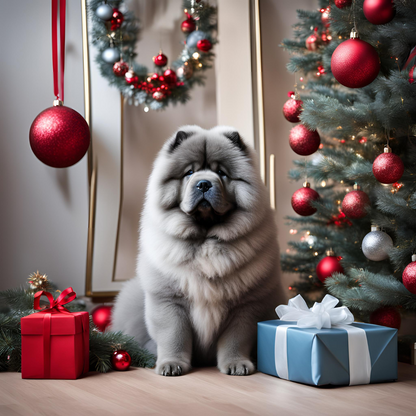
{"left": 317, "top": 65, "right": 326, "bottom": 75}
{"left": 327, "top": 211, "right": 352, "bottom": 227}
{"left": 287, "top": 91, "right": 295, "bottom": 98}
{"left": 306, "top": 32, "right": 320, "bottom": 51}
{"left": 113, "top": 60, "right": 129, "bottom": 77}
{"left": 91, "top": 305, "right": 113, "bottom": 332}
{"left": 320, "top": 6, "right": 330, "bottom": 27}
{"left": 153, "top": 52, "right": 168, "bottom": 67}
{"left": 335, "top": 0, "right": 352, "bottom": 8}
{"left": 316, "top": 250, "right": 344, "bottom": 283}
{"left": 372, "top": 147, "right": 404, "bottom": 184}
{"left": 153, "top": 91, "right": 165, "bottom": 101}
{"left": 402, "top": 254, "right": 416, "bottom": 295}
{"left": 197, "top": 39, "right": 212, "bottom": 52}
{"left": 331, "top": 29, "right": 380, "bottom": 88}
{"left": 111, "top": 8, "right": 124, "bottom": 31}
{"left": 370, "top": 307, "right": 401, "bottom": 329}
{"left": 181, "top": 17, "right": 196, "bottom": 33}
{"left": 112, "top": 350, "right": 132, "bottom": 371}
{"left": 342, "top": 185, "right": 370, "bottom": 219}
{"left": 363, "top": 0, "right": 395, "bottom": 25}
{"left": 163, "top": 68, "right": 178, "bottom": 86}
{"left": 289, "top": 124, "right": 320, "bottom": 156}
{"left": 29, "top": 104, "right": 90, "bottom": 168}
{"left": 291, "top": 182, "right": 320, "bottom": 216}
{"left": 283, "top": 97, "right": 303, "bottom": 123}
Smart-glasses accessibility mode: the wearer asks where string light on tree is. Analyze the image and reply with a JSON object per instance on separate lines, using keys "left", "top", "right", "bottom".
{"left": 341, "top": 184, "right": 370, "bottom": 219}
{"left": 291, "top": 182, "right": 320, "bottom": 216}
{"left": 362, "top": 225, "right": 393, "bottom": 261}
{"left": 316, "top": 249, "right": 344, "bottom": 283}
{"left": 402, "top": 254, "right": 416, "bottom": 295}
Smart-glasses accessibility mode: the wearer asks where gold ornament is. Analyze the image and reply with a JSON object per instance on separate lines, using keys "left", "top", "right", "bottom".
{"left": 27, "top": 271, "right": 52, "bottom": 292}
{"left": 176, "top": 61, "right": 193, "bottom": 80}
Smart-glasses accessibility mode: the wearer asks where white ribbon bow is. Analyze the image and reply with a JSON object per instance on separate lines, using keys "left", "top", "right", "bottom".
{"left": 275, "top": 294, "right": 354, "bottom": 329}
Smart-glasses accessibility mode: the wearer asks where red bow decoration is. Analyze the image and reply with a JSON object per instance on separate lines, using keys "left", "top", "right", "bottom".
{"left": 34, "top": 287, "right": 76, "bottom": 313}
{"left": 327, "top": 211, "right": 352, "bottom": 227}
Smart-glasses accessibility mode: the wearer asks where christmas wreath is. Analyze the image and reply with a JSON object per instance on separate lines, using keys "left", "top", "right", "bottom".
{"left": 90, "top": 0, "right": 217, "bottom": 111}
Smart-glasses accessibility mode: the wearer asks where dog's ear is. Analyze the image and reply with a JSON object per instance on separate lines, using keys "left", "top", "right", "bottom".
{"left": 170, "top": 131, "right": 191, "bottom": 153}
{"left": 224, "top": 131, "right": 246, "bottom": 153}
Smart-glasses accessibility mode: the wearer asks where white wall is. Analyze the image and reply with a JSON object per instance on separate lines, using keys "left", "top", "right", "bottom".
{"left": 0, "top": 0, "right": 313, "bottom": 296}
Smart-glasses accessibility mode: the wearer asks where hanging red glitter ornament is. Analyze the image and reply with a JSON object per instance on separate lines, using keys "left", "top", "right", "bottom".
{"left": 283, "top": 94, "right": 303, "bottom": 123}
{"left": 370, "top": 307, "right": 401, "bottom": 329}
{"left": 113, "top": 60, "right": 129, "bottom": 76}
{"left": 306, "top": 29, "right": 320, "bottom": 51}
{"left": 363, "top": 0, "right": 395, "bottom": 25}
{"left": 197, "top": 39, "right": 212, "bottom": 52}
{"left": 402, "top": 254, "right": 416, "bottom": 295}
{"left": 30, "top": 0, "right": 90, "bottom": 168}
{"left": 342, "top": 184, "right": 370, "bottom": 219}
{"left": 181, "top": 15, "right": 196, "bottom": 33}
{"left": 153, "top": 52, "right": 168, "bottom": 67}
{"left": 291, "top": 182, "right": 320, "bottom": 216}
{"left": 91, "top": 305, "right": 113, "bottom": 332}
{"left": 320, "top": 6, "right": 330, "bottom": 28}
{"left": 335, "top": 0, "right": 352, "bottom": 8}
{"left": 373, "top": 146, "right": 404, "bottom": 184}
{"left": 289, "top": 124, "right": 321, "bottom": 156}
{"left": 316, "top": 249, "right": 344, "bottom": 283}
{"left": 110, "top": 8, "right": 124, "bottom": 31}
{"left": 112, "top": 350, "right": 132, "bottom": 371}
{"left": 331, "top": 29, "right": 380, "bottom": 88}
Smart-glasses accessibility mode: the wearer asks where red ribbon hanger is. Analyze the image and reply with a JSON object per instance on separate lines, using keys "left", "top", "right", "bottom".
{"left": 51, "top": 0, "right": 66, "bottom": 102}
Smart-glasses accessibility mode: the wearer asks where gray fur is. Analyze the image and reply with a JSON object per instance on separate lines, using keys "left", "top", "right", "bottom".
{"left": 112, "top": 125, "right": 283, "bottom": 376}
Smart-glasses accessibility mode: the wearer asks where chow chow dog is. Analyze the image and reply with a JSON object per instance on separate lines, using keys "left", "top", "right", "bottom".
{"left": 112, "top": 126, "right": 282, "bottom": 376}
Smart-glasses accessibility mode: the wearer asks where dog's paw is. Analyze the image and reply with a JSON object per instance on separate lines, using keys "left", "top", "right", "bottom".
{"left": 219, "top": 359, "right": 255, "bottom": 376}
{"left": 156, "top": 360, "right": 190, "bottom": 376}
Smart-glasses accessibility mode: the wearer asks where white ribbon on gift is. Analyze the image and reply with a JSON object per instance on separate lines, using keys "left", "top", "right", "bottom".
{"left": 274, "top": 294, "right": 372, "bottom": 386}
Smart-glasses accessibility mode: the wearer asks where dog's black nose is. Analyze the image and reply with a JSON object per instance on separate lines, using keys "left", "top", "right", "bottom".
{"left": 196, "top": 180, "right": 212, "bottom": 193}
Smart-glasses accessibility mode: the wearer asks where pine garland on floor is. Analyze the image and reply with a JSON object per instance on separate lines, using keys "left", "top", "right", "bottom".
{"left": 0, "top": 283, "right": 155, "bottom": 373}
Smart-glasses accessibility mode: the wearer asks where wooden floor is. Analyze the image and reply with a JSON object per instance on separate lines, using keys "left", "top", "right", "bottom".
{"left": 0, "top": 363, "right": 415, "bottom": 416}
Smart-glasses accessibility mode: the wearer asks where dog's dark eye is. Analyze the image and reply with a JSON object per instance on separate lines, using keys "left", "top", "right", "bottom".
{"left": 217, "top": 169, "right": 227, "bottom": 177}
{"left": 184, "top": 170, "right": 194, "bottom": 177}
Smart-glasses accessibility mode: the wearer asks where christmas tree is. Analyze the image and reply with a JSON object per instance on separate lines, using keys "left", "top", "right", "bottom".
{"left": 280, "top": 0, "right": 416, "bottom": 328}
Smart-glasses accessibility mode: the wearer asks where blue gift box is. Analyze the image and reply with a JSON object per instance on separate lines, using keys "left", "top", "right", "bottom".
{"left": 257, "top": 320, "right": 398, "bottom": 386}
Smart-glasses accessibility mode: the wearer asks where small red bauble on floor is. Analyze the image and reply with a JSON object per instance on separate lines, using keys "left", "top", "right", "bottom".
{"left": 29, "top": 103, "right": 90, "bottom": 168}
{"left": 291, "top": 182, "right": 320, "bottom": 216}
{"left": 316, "top": 249, "right": 344, "bottom": 283}
{"left": 153, "top": 53, "right": 168, "bottom": 67}
{"left": 363, "top": 0, "right": 395, "bottom": 25}
{"left": 181, "top": 17, "right": 196, "bottom": 33}
{"left": 112, "top": 350, "right": 132, "bottom": 371}
{"left": 370, "top": 307, "right": 401, "bottom": 329}
{"left": 91, "top": 305, "right": 113, "bottom": 332}
{"left": 331, "top": 29, "right": 380, "bottom": 88}
{"left": 342, "top": 185, "right": 370, "bottom": 219}
{"left": 335, "top": 0, "right": 352, "bottom": 8}
{"left": 113, "top": 60, "right": 129, "bottom": 77}
{"left": 373, "top": 147, "right": 404, "bottom": 184}
{"left": 283, "top": 96, "right": 303, "bottom": 122}
{"left": 197, "top": 39, "right": 212, "bottom": 52}
{"left": 402, "top": 254, "right": 416, "bottom": 295}
{"left": 289, "top": 124, "right": 320, "bottom": 156}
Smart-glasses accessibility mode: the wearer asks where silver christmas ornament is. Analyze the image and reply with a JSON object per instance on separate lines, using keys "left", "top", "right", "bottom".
{"left": 362, "top": 225, "right": 393, "bottom": 261}
{"left": 102, "top": 47, "right": 120, "bottom": 63}
{"left": 186, "top": 30, "right": 207, "bottom": 49}
{"left": 96, "top": 4, "right": 114, "bottom": 21}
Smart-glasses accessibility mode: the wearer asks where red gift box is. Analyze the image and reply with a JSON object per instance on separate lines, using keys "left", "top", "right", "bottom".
{"left": 21, "top": 287, "right": 89, "bottom": 379}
